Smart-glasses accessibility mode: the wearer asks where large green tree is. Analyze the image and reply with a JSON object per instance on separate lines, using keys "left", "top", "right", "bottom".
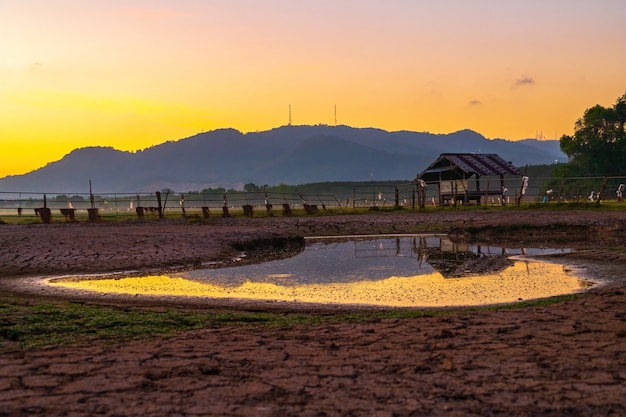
{"left": 559, "top": 92, "right": 626, "bottom": 176}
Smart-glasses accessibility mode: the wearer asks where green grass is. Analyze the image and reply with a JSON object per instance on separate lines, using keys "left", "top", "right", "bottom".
{"left": 0, "top": 298, "right": 313, "bottom": 349}
{"left": 0, "top": 293, "right": 582, "bottom": 350}
{"left": 2, "top": 199, "right": 625, "bottom": 225}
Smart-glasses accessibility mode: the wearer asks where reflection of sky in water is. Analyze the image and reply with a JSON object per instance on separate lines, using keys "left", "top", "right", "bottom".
{"left": 50, "top": 236, "right": 585, "bottom": 307}
{"left": 182, "top": 236, "right": 571, "bottom": 286}
{"left": 186, "top": 238, "right": 435, "bottom": 286}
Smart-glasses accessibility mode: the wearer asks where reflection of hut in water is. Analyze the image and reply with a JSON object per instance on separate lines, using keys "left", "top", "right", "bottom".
{"left": 417, "top": 236, "right": 513, "bottom": 278}
{"left": 415, "top": 153, "right": 521, "bottom": 206}
{"left": 340, "top": 236, "right": 515, "bottom": 278}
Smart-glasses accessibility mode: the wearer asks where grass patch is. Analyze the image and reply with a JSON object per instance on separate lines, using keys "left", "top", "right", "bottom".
{"left": 1, "top": 201, "right": 623, "bottom": 225}
{"left": 0, "top": 293, "right": 582, "bottom": 350}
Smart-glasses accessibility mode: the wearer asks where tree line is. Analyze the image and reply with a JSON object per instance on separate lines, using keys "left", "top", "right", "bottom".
{"left": 559, "top": 92, "right": 626, "bottom": 176}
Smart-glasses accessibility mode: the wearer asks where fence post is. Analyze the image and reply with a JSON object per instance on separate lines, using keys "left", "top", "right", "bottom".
{"left": 222, "top": 193, "right": 230, "bottom": 217}
{"left": 557, "top": 177, "right": 566, "bottom": 202}
{"left": 37, "top": 194, "right": 52, "bottom": 224}
{"left": 596, "top": 177, "right": 608, "bottom": 205}
{"left": 156, "top": 191, "right": 163, "bottom": 218}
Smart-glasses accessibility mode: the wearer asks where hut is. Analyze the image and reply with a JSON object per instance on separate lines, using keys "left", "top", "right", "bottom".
{"left": 414, "top": 153, "right": 522, "bottom": 206}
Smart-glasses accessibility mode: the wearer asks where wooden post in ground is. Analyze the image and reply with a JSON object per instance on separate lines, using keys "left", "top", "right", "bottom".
{"left": 222, "top": 194, "right": 230, "bottom": 217}
{"left": 517, "top": 175, "right": 529, "bottom": 208}
{"left": 557, "top": 177, "right": 566, "bottom": 202}
{"left": 87, "top": 208, "right": 100, "bottom": 222}
{"left": 596, "top": 177, "right": 609, "bottom": 205}
{"left": 37, "top": 194, "right": 52, "bottom": 224}
{"left": 243, "top": 204, "right": 254, "bottom": 218}
{"left": 89, "top": 180, "right": 95, "bottom": 210}
{"left": 156, "top": 192, "right": 163, "bottom": 218}
{"left": 87, "top": 180, "right": 100, "bottom": 222}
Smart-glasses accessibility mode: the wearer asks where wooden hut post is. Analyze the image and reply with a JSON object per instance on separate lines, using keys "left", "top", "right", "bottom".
{"left": 500, "top": 175, "right": 506, "bottom": 205}
{"left": 461, "top": 172, "right": 467, "bottom": 204}
{"left": 453, "top": 181, "right": 458, "bottom": 207}
{"left": 438, "top": 172, "right": 443, "bottom": 206}
{"left": 475, "top": 175, "right": 481, "bottom": 205}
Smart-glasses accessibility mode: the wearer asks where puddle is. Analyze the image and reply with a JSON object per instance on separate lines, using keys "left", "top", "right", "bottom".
{"left": 50, "top": 235, "right": 589, "bottom": 307}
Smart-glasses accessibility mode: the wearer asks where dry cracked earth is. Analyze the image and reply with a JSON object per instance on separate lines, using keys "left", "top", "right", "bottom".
{"left": 1, "top": 209, "right": 626, "bottom": 416}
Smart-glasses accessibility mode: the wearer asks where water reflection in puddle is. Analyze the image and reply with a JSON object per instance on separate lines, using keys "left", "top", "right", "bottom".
{"left": 51, "top": 235, "right": 588, "bottom": 307}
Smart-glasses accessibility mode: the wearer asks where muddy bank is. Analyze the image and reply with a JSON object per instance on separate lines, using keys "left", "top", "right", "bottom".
{"left": 1, "top": 209, "right": 626, "bottom": 281}
{"left": 2, "top": 210, "right": 626, "bottom": 305}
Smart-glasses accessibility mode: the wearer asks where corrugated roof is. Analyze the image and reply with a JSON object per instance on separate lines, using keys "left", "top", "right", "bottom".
{"left": 416, "top": 153, "right": 521, "bottom": 182}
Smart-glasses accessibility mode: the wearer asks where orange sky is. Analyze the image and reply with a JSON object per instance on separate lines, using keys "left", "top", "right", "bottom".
{"left": 1, "top": 0, "right": 625, "bottom": 177}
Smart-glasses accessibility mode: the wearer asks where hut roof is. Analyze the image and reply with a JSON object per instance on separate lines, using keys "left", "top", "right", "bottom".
{"left": 416, "top": 153, "right": 521, "bottom": 182}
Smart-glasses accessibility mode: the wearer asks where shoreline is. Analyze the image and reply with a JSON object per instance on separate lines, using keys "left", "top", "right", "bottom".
{"left": 2, "top": 209, "right": 625, "bottom": 310}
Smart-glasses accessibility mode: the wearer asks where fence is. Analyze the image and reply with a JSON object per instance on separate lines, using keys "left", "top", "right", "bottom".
{"left": 520, "top": 176, "right": 626, "bottom": 203}
{"left": 350, "top": 183, "right": 417, "bottom": 208}
{"left": 1, "top": 176, "right": 625, "bottom": 222}
{"left": 0, "top": 190, "right": 344, "bottom": 221}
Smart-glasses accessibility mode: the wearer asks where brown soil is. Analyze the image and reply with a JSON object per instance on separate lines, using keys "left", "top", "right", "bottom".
{"left": 1, "top": 209, "right": 626, "bottom": 416}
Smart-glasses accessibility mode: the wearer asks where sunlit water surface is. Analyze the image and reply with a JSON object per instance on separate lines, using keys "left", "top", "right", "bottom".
{"left": 50, "top": 235, "right": 588, "bottom": 307}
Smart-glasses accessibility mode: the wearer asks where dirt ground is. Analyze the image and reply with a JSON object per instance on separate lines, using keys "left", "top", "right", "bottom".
{"left": 1, "top": 209, "right": 626, "bottom": 416}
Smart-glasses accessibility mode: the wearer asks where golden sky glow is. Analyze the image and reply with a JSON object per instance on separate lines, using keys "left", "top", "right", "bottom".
{"left": 1, "top": 1, "right": 625, "bottom": 177}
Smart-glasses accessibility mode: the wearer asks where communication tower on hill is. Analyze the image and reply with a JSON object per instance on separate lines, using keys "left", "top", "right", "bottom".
{"left": 288, "top": 104, "right": 292, "bottom": 126}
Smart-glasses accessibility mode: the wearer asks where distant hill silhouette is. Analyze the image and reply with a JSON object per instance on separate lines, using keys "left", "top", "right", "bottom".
{"left": 0, "top": 125, "right": 566, "bottom": 193}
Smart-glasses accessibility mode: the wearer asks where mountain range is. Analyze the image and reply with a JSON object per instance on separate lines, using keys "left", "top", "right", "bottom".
{"left": 0, "top": 125, "right": 566, "bottom": 194}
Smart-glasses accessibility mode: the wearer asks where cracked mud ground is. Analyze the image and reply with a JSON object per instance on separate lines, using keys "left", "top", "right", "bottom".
{"left": 1, "top": 210, "right": 626, "bottom": 416}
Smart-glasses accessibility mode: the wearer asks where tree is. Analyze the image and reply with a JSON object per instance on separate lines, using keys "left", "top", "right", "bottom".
{"left": 243, "top": 183, "right": 260, "bottom": 193}
{"left": 560, "top": 92, "right": 626, "bottom": 176}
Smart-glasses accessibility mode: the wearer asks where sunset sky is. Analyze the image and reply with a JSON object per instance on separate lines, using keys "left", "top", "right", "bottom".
{"left": 1, "top": 0, "right": 625, "bottom": 177}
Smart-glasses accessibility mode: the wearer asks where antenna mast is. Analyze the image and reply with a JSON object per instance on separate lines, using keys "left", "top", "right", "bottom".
{"left": 288, "top": 104, "right": 292, "bottom": 126}
{"left": 334, "top": 104, "right": 337, "bottom": 126}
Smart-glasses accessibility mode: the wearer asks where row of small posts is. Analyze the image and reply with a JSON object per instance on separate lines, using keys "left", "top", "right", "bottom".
{"left": 133, "top": 192, "right": 318, "bottom": 219}
{"left": 134, "top": 202, "right": 317, "bottom": 219}
{"left": 31, "top": 186, "right": 418, "bottom": 223}
{"left": 35, "top": 206, "right": 101, "bottom": 223}
{"left": 34, "top": 190, "right": 101, "bottom": 224}
{"left": 30, "top": 187, "right": 325, "bottom": 223}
